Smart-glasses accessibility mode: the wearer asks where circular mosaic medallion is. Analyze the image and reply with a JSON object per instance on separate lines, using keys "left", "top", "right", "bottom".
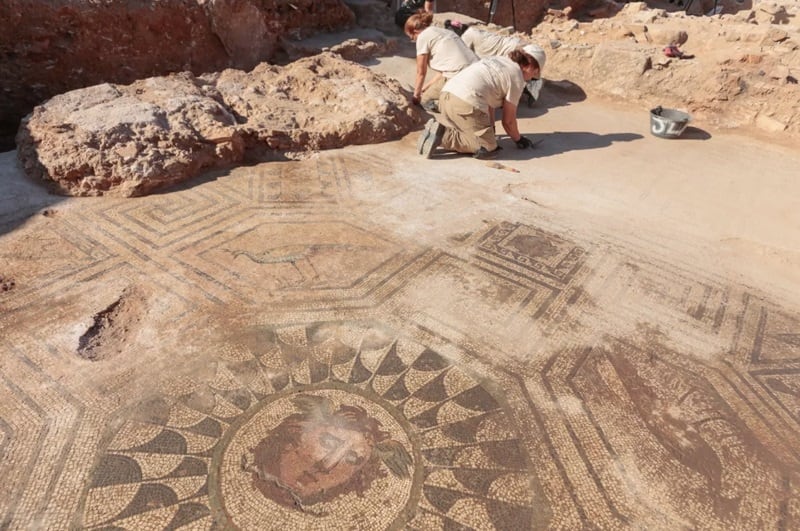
{"left": 78, "top": 321, "right": 542, "bottom": 530}
{"left": 214, "top": 388, "right": 415, "bottom": 529}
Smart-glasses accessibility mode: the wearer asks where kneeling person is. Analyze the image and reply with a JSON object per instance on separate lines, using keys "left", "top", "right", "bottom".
{"left": 445, "top": 21, "right": 547, "bottom": 107}
{"left": 418, "top": 45, "right": 543, "bottom": 159}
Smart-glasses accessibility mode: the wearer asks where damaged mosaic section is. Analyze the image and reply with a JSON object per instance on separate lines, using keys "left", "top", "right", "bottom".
{"left": 78, "top": 286, "right": 149, "bottom": 361}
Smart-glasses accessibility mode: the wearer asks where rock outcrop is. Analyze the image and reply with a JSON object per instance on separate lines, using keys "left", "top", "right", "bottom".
{"left": 16, "top": 53, "right": 423, "bottom": 197}
{"left": 0, "top": 0, "right": 356, "bottom": 151}
{"left": 537, "top": 2, "right": 799, "bottom": 139}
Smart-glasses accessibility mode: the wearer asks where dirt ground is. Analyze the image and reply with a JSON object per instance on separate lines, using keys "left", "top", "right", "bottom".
{"left": 1, "top": 10, "right": 800, "bottom": 530}
{"left": 537, "top": 0, "right": 800, "bottom": 139}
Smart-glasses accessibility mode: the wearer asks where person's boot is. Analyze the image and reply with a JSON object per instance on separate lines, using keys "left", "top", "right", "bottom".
{"left": 473, "top": 146, "right": 500, "bottom": 160}
{"left": 417, "top": 118, "right": 445, "bottom": 158}
{"left": 422, "top": 100, "right": 439, "bottom": 113}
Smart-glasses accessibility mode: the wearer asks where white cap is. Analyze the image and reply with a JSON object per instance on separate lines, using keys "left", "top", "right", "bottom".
{"left": 522, "top": 44, "right": 546, "bottom": 72}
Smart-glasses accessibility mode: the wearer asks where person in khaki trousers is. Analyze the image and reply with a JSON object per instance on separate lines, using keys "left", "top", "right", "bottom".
{"left": 404, "top": 11, "right": 477, "bottom": 108}
{"left": 448, "top": 22, "right": 547, "bottom": 107}
{"left": 417, "top": 45, "right": 545, "bottom": 160}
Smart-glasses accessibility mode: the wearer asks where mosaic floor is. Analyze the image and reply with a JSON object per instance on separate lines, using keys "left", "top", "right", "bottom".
{"left": 1, "top": 135, "right": 800, "bottom": 531}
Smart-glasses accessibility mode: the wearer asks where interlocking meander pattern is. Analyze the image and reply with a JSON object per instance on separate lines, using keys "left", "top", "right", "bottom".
{"left": 1, "top": 151, "right": 799, "bottom": 529}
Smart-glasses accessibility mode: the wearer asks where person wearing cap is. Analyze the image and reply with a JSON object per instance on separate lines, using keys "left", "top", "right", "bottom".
{"left": 519, "top": 44, "right": 546, "bottom": 106}
{"left": 444, "top": 21, "right": 546, "bottom": 107}
{"left": 404, "top": 12, "right": 478, "bottom": 108}
{"left": 417, "top": 44, "right": 545, "bottom": 160}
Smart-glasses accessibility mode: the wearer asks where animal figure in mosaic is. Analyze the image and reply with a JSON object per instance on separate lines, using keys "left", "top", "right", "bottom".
{"left": 606, "top": 348, "right": 788, "bottom": 518}
{"left": 226, "top": 243, "right": 375, "bottom": 285}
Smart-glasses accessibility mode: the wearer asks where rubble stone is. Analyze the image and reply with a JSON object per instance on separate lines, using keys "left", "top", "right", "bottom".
{"left": 0, "top": 0, "right": 357, "bottom": 151}
{"left": 16, "top": 53, "right": 423, "bottom": 197}
{"left": 536, "top": 1, "right": 800, "bottom": 139}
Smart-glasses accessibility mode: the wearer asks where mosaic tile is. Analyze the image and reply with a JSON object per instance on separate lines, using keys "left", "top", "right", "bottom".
{"left": 77, "top": 322, "right": 540, "bottom": 529}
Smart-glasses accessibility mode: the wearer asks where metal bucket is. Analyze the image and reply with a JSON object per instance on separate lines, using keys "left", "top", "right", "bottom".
{"left": 650, "top": 106, "right": 691, "bottom": 139}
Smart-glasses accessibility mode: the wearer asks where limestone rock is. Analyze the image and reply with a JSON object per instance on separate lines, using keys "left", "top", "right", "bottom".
{"left": 647, "top": 28, "right": 689, "bottom": 46}
{"left": 536, "top": 1, "right": 800, "bottom": 140}
{"left": 755, "top": 112, "right": 788, "bottom": 133}
{"left": 623, "top": 24, "right": 651, "bottom": 44}
{"left": 280, "top": 29, "right": 397, "bottom": 62}
{"left": 761, "top": 28, "right": 790, "bottom": 45}
{"left": 16, "top": 53, "right": 423, "bottom": 197}
{"left": 204, "top": 53, "right": 421, "bottom": 153}
{"left": 0, "top": 0, "right": 356, "bottom": 151}
{"left": 16, "top": 76, "right": 244, "bottom": 197}
{"left": 620, "top": 2, "right": 649, "bottom": 15}
{"left": 590, "top": 42, "right": 652, "bottom": 95}
{"left": 755, "top": 2, "right": 791, "bottom": 24}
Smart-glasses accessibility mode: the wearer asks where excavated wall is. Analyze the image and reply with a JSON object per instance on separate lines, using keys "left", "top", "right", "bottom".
{"left": 0, "top": 0, "right": 356, "bottom": 151}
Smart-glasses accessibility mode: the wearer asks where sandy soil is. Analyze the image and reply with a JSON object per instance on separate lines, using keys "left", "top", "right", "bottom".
{"left": 1, "top": 10, "right": 800, "bottom": 529}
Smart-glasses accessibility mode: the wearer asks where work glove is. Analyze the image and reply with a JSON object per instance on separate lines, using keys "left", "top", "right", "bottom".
{"left": 515, "top": 136, "right": 534, "bottom": 149}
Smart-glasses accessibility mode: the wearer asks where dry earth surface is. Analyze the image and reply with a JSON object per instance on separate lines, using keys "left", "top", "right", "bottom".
{"left": 538, "top": 0, "right": 799, "bottom": 139}
{"left": 12, "top": 1, "right": 799, "bottom": 198}
{"left": 1, "top": 2, "right": 800, "bottom": 530}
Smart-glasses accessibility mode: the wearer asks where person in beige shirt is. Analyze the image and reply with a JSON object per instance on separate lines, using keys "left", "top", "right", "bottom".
{"left": 417, "top": 45, "right": 545, "bottom": 160}
{"left": 446, "top": 20, "right": 546, "bottom": 107}
{"left": 460, "top": 25, "right": 525, "bottom": 58}
{"left": 404, "top": 12, "right": 477, "bottom": 107}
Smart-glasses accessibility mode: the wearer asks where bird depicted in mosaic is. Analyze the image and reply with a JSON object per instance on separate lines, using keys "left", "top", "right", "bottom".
{"left": 226, "top": 243, "right": 376, "bottom": 286}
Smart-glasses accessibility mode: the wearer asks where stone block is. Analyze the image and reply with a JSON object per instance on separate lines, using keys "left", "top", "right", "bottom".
{"left": 0, "top": 0, "right": 357, "bottom": 151}
{"left": 16, "top": 54, "right": 423, "bottom": 197}
{"left": 623, "top": 24, "right": 651, "bottom": 44}
{"left": 647, "top": 27, "right": 689, "bottom": 46}
{"left": 590, "top": 43, "right": 652, "bottom": 95}
{"left": 761, "top": 28, "right": 790, "bottom": 45}
{"left": 755, "top": 112, "right": 787, "bottom": 132}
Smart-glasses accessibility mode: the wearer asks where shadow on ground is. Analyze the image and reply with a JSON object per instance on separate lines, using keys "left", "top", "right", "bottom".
{"left": 521, "top": 79, "right": 588, "bottom": 119}
{"left": 499, "top": 131, "right": 644, "bottom": 160}
{"left": 0, "top": 152, "right": 63, "bottom": 237}
{"left": 677, "top": 126, "right": 712, "bottom": 140}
